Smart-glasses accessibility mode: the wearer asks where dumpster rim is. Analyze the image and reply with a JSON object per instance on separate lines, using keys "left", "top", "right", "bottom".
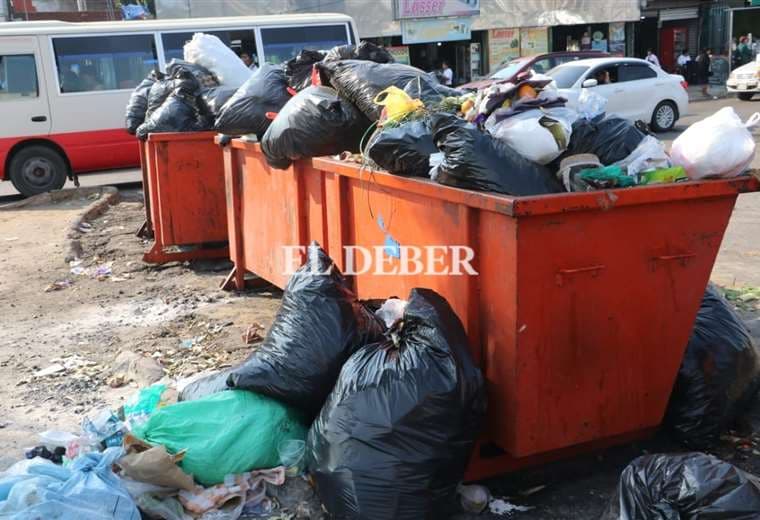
{"left": 147, "top": 131, "right": 219, "bottom": 143}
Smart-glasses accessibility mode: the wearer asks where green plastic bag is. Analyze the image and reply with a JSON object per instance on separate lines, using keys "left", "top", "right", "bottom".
{"left": 132, "top": 390, "right": 307, "bottom": 486}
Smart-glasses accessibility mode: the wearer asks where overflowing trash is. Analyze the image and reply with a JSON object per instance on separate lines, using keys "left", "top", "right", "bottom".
{"left": 307, "top": 288, "right": 486, "bottom": 520}
{"left": 664, "top": 283, "right": 760, "bottom": 449}
{"left": 183, "top": 32, "right": 252, "bottom": 89}
{"left": 601, "top": 452, "right": 760, "bottom": 519}
{"left": 125, "top": 73, "right": 157, "bottom": 135}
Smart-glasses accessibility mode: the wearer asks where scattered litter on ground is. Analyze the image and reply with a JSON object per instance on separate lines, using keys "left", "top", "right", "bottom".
{"left": 488, "top": 498, "right": 534, "bottom": 516}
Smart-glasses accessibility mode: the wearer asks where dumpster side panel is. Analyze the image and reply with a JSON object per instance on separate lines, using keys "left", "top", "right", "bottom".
{"left": 509, "top": 194, "right": 738, "bottom": 456}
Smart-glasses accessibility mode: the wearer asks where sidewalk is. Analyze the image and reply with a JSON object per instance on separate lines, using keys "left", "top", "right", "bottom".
{"left": 687, "top": 83, "right": 729, "bottom": 103}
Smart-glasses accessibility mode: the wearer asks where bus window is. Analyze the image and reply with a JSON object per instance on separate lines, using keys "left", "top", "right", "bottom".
{"left": 0, "top": 55, "right": 38, "bottom": 100}
{"left": 161, "top": 30, "right": 257, "bottom": 67}
{"left": 52, "top": 34, "right": 158, "bottom": 93}
{"left": 260, "top": 24, "right": 349, "bottom": 65}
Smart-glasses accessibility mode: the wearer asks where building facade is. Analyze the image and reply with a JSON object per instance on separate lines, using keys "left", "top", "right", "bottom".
{"left": 155, "top": 0, "right": 642, "bottom": 82}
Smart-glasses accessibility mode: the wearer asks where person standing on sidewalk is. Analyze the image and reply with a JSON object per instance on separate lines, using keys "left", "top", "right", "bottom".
{"left": 645, "top": 49, "right": 660, "bottom": 68}
{"left": 697, "top": 48, "right": 716, "bottom": 99}
{"left": 676, "top": 49, "right": 691, "bottom": 76}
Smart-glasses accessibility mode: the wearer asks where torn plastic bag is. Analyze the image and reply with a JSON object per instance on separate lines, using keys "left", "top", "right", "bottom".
{"left": 486, "top": 107, "right": 576, "bottom": 165}
{"left": 402, "top": 75, "right": 464, "bottom": 107}
{"left": 367, "top": 117, "right": 437, "bottom": 177}
{"left": 132, "top": 390, "right": 307, "bottom": 486}
{"left": 214, "top": 64, "right": 292, "bottom": 138}
{"left": 260, "top": 86, "right": 370, "bottom": 170}
{"left": 670, "top": 107, "right": 759, "bottom": 180}
{"left": 323, "top": 41, "right": 394, "bottom": 63}
{"left": 664, "top": 283, "right": 760, "bottom": 449}
{"left": 183, "top": 33, "right": 251, "bottom": 88}
{"left": 227, "top": 243, "right": 383, "bottom": 418}
{"left": 318, "top": 60, "right": 432, "bottom": 120}
{"left": 601, "top": 452, "right": 760, "bottom": 519}
{"left": 307, "top": 288, "right": 486, "bottom": 520}
{"left": 284, "top": 49, "right": 325, "bottom": 91}
{"left": 125, "top": 74, "right": 157, "bottom": 134}
{"left": 562, "top": 115, "right": 646, "bottom": 165}
{"left": 431, "top": 113, "right": 563, "bottom": 196}
{"left": 136, "top": 90, "right": 211, "bottom": 140}
{"left": 0, "top": 447, "right": 140, "bottom": 519}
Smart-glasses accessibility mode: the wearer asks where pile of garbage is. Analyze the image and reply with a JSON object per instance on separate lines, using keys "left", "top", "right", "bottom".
{"left": 0, "top": 243, "right": 486, "bottom": 519}
{"left": 126, "top": 34, "right": 757, "bottom": 193}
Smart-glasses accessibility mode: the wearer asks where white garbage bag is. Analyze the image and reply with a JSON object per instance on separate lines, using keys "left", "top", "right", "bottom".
{"left": 487, "top": 107, "right": 576, "bottom": 165}
{"left": 577, "top": 88, "right": 607, "bottom": 119}
{"left": 614, "top": 135, "right": 671, "bottom": 177}
{"left": 183, "top": 33, "right": 251, "bottom": 88}
{"left": 670, "top": 107, "right": 760, "bottom": 180}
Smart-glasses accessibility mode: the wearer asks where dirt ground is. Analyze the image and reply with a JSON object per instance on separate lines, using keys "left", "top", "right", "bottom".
{"left": 0, "top": 189, "right": 759, "bottom": 519}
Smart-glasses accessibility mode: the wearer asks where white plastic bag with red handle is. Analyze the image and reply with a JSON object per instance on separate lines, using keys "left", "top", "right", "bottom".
{"left": 670, "top": 107, "right": 760, "bottom": 180}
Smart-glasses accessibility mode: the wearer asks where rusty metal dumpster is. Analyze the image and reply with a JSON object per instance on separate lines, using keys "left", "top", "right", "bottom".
{"left": 221, "top": 139, "right": 760, "bottom": 479}
{"left": 140, "top": 132, "right": 228, "bottom": 264}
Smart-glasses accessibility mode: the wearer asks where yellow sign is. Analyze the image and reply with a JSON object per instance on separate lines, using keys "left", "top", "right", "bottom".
{"left": 520, "top": 27, "right": 548, "bottom": 57}
{"left": 488, "top": 28, "right": 520, "bottom": 71}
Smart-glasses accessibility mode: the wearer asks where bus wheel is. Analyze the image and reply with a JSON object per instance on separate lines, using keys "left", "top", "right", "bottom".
{"left": 8, "top": 145, "right": 68, "bottom": 197}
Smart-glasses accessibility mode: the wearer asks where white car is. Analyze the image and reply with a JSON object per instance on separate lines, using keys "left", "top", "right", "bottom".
{"left": 726, "top": 59, "right": 759, "bottom": 101}
{"left": 547, "top": 57, "right": 689, "bottom": 132}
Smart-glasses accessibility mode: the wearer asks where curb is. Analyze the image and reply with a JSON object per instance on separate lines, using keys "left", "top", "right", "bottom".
{"left": 64, "top": 187, "right": 121, "bottom": 263}
{"left": 0, "top": 186, "right": 118, "bottom": 211}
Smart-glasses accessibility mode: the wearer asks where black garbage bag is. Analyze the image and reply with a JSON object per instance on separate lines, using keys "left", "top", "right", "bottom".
{"left": 179, "top": 368, "right": 233, "bottom": 401}
{"left": 226, "top": 243, "right": 383, "bottom": 418}
{"left": 402, "top": 75, "right": 463, "bottom": 107}
{"left": 323, "top": 41, "right": 394, "bottom": 64}
{"left": 135, "top": 90, "right": 211, "bottom": 140}
{"left": 367, "top": 117, "right": 437, "bottom": 177}
{"left": 601, "top": 452, "right": 760, "bottom": 519}
{"left": 125, "top": 74, "right": 157, "bottom": 134}
{"left": 260, "top": 86, "right": 370, "bottom": 170}
{"left": 214, "top": 65, "right": 292, "bottom": 138}
{"left": 431, "top": 113, "right": 563, "bottom": 196}
{"left": 317, "top": 60, "right": 432, "bottom": 121}
{"left": 144, "top": 76, "right": 173, "bottom": 120}
{"left": 166, "top": 59, "right": 218, "bottom": 93}
{"left": 664, "top": 283, "right": 760, "bottom": 449}
{"left": 285, "top": 49, "right": 325, "bottom": 91}
{"left": 563, "top": 115, "right": 646, "bottom": 165}
{"left": 307, "top": 288, "right": 486, "bottom": 520}
{"left": 200, "top": 86, "right": 236, "bottom": 117}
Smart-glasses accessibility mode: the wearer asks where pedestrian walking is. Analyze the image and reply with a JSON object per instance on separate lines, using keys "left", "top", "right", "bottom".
{"left": 697, "top": 48, "right": 716, "bottom": 99}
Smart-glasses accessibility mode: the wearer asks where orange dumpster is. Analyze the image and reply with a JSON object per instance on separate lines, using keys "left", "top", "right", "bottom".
{"left": 221, "top": 139, "right": 760, "bottom": 479}
{"left": 140, "top": 132, "right": 228, "bottom": 264}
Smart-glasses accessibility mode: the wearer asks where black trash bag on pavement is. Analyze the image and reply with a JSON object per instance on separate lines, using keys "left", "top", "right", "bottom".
{"left": 601, "top": 452, "right": 760, "bottom": 519}
{"left": 136, "top": 90, "right": 211, "bottom": 140}
{"left": 431, "top": 113, "right": 563, "bottom": 196}
{"left": 125, "top": 73, "right": 157, "bottom": 134}
{"left": 323, "top": 41, "right": 394, "bottom": 64}
{"left": 285, "top": 49, "right": 325, "bottom": 91}
{"left": 226, "top": 243, "right": 383, "bottom": 418}
{"left": 214, "top": 65, "right": 292, "bottom": 137}
{"left": 367, "top": 117, "right": 437, "bottom": 177}
{"left": 664, "top": 283, "right": 760, "bottom": 449}
{"left": 402, "top": 75, "right": 463, "bottom": 107}
{"left": 317, "top": 60, "right": 432, "bottom": 121}
{"left": 260, "top": 86, "right": 370, "bottom": 170}
{"left": 562, "top": 115, "right": 646, "bottom": 165}
{"left": 179, "top": 368, "right": 233, "bottom": 402}
{"left": 307, "top": 288, "right": 486, "bottom": 520}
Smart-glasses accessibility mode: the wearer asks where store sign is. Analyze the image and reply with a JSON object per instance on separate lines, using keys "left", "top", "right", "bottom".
{"left": 520, "top": 27, "right": 548, "bottom": 56}
{"left": 401, "top": 17, "right": 472, "bottom": 45}
{"left": 489, "top": 28, "right": 520, "bottom": 70}
{"left": 395, "top": 0, "right": 479, "bottom": 20}
{"left": 387, "top": 45, "right": 411, "bottom": 65}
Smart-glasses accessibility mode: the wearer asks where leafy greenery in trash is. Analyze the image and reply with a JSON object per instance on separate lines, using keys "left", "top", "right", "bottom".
{"left": 717, "top": 285, "right": 760, "bottom": 311}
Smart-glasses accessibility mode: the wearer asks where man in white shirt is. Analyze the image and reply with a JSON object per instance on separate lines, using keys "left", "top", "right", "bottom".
{"left": 645, "top": 49, "right": 660, "bottom": 68}
{"left": 441, "top": 60, "right": 454, "bottom": 86}
{"left": 676, "top": 49, "right": 691, "bottom": 75}
{"left": 240, "top": 51, "right": 258, "bottom": 72}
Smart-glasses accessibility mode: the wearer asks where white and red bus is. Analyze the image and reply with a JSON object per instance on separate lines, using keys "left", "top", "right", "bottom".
{"left": 0, "top": 14, "right": 357, "bottom": 196}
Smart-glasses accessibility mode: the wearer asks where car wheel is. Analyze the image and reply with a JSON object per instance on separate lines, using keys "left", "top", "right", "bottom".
{"left": 8, "top": 145, "right": 68, "bottom": 197}
{"left": 650, "top": 101, "right": 677, "bottom": 132}
{"left": 737, "top": 92, "right": 754, "bottom": 101}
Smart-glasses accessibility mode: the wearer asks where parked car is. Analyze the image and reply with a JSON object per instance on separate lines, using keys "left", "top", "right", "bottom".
{"left": 547, "top": 57, "right": 689, "bottom": 132}
{"left": 726, "top": 58, "right": 759, "bottom": 101}
{"left": 460, "top": 51, "right": 608, "bottom": 90}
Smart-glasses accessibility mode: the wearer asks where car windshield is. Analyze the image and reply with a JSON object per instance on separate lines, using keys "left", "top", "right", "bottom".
{"left": 547, "top": 65, "right": 589, "bottom": 88}
{"left": 490, "top": 58, "right": 529, "bottom": 80}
